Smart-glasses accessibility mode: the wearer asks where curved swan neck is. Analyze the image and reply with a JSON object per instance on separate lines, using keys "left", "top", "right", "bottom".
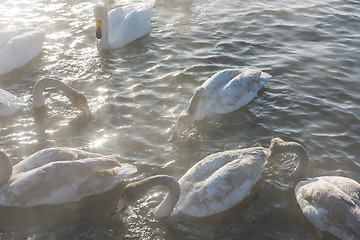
{"left": 0, "top": 151, "right": 13, "bottom": 187}
{"left": 130, "top": 175, "right": 180, "bottom": 218}
{"left": 269, "top": 138, "right": 309, "bottom": 179}
{"left": 32, "top": 78, "right": 78, "bottom": 108}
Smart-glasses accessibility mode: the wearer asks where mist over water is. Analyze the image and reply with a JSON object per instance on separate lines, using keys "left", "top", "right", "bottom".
{"left": 0, "top": 0, "right": 359, "bottom": 239}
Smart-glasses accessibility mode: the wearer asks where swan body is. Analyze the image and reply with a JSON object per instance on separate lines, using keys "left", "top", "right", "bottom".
{"left": 0, "top": 88, "right": 26, "bottom": 117}
{"left": 270, "top": 138, "right": 360, "bottom": 239}
{"left": 0, "top": 148, "right": 137, "bottom": 207}
{"left": 118, "top": 138, "right": 311, "bottom": 218}
{"left": 173, "top": 68, "right": 271, "bottom": 138}
{"left": 0, "top": 78, "right": 91, "bottom": 117}
{"left": 93, "top": 1, "right": 155, "bottom": 50}
{"left": 175, "top": 147, "right": 270, "bottom": 217}
{"left": 0, "top": 27, "right": 45, "bottom": 75}
{"left": 295, "top": 176, "right": 360, "bottom": 240}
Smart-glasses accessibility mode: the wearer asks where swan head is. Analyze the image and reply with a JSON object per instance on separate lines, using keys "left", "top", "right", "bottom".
{"left": 116, "top": 183, "right": 142, "bottom": 216}
{"left": 269, "top": 137, "right": 286, "bottom": 155}
{"left": 67, "top": 90, "right": 92, "bottom": 118}
{"left": 94, "top": 2, "right": 106, "bottom": 39}
{"left": 0, "top": 151, "right": 13, "bottom": 187}
{"left": 171, "top": 111, "right": 194, "bottom": 140}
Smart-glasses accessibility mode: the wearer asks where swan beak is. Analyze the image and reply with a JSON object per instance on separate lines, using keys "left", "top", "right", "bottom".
{"left": 96, "top": 20, "right": 102, "bottom": 39}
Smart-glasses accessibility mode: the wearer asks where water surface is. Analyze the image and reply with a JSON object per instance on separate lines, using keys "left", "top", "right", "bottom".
{"left": 0, "top": 0, "right": 360, "bottom": 239}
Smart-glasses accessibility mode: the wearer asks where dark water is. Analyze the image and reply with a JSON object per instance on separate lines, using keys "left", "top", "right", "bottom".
{"left": 0, "top": 0, "right": 360, "bottom": 239}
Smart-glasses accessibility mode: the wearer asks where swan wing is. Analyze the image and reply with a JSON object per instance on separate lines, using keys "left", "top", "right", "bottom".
{"left": 0, "top": 28, "right": 45, "bottom": 75}
{"left": 0, "top": 89, "right": 25, "bottom": 117}
{"left": 12, "top": 148, "right": 105, "bottom": 174}
{"left": 295, "top": 176, "right": 360, "bottom": 239}
{"left": 177, "top": 147, "right": 269, "bottom": 217}
{"left": 206, "top": 68, "right": 271, "bottom": 114}
{"left": 1, "top": 157, "right": 136, "bottom": 207}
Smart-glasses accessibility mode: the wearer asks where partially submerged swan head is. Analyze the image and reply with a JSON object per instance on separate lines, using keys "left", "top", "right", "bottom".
{"left": 66, "top": 89, "right": 92, "bottom": 117}
{"left": 116, "top": 175, "right": 180, "bottom": 218}
{"left": 94, "top": 2, "right": 106, "bottom": 40}
{"left": 269, "top": 137, "right": 310, "bottom": 179}
{"left": 0, "top": 151, "right": 13, "bottom": 187}
{"left": 33, "top": 78, "right": 92, "bottom": 118}
{"left": 172, "top": 87, "right": 208, "bottom": 140}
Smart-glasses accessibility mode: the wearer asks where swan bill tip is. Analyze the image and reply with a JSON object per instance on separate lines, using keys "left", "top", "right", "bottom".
{"left": 96, "top": 27, "right": 102, "bottom": 39}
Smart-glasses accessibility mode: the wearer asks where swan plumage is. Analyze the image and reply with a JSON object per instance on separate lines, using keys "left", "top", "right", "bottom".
{"left": 93, "top": 0, "right": 155, "bottom": 50}
{"left": 173, "top": 68, "right": 271, "bottom": 138}
{"left": 270, "top": 138, "right": 360, "bottom": 240}
{"left": 0, "top": 147, "right": 137, "bottom": 207}
{"left": 117, "top": 138, "right": 308, "bottom": 218}
{"left": 0, "top": 88, "right": 26, "bottom": 117}
{"left": 175, "top": 147, "right": 270, "bottom": 217}
{"left": 0, "top": 78, "right": 91, "bottom": 117}
{"left": 295, "top": 176, "right": 360, "bottom": 240}
{"left": 0, "top": 27, "right": 45, "bottom": 75}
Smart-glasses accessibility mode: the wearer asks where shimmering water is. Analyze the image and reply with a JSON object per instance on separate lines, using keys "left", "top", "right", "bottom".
{"left": 0, "top": 0, "right": 360, "bottom": 239}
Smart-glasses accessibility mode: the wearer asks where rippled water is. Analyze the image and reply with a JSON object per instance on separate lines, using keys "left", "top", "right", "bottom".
{"left": 0, "top": 0, "right": 360, "bottom": 239}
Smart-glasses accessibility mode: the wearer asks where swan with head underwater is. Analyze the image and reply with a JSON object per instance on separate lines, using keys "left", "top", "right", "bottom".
{"left": 115, "top": 138, "right": 307, "bottom": 218}
{"left": 93, "top": 0, "right": 155, "bottom": 50}
{"left": 0, "top": 27, "right": 45, "bottom": 75}
{"left": 172, "top": 68, "right": 271, "bottom": 140}
{"left": 269, "top": 138, "right": 360, "bottom": 240}
{"left": 0, "top": 147, "right": 137, "bottom": 207}
{"left": 0, "top": 78, "right": 91, "bottom": 117}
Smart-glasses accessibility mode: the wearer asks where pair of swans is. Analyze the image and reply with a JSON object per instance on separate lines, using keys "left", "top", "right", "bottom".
{"left": 0, "top": 78, "right": 91, "bottom": 117}
{"left": 0, "top": 27, "right": 45, "bottom": 76}
{"left": 117, "top": 138, "right": 360, "bottom": 240}
{"left": 1, "top": 0, "right": 154, "bottom": 75}
{"left": 172, "top": 68, "right": 272, "bottom": 140}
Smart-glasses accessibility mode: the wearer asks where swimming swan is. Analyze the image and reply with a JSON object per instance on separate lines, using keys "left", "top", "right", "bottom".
{"left": 116, "top": 138, "right": 304, "bottom": 218}
{"left": 0, "top": 148, "right": 137, "bottom": 207}
{"left": 0, "top": 27, "right": 45, "bottom": 75}
{"left": 172, "top": 68, "right": 271, "bottom": 139}
{"left": 93, "top": 0, "right": 155, "bottom": 50}
{"left": 0, "top": 78, "right": 91, "bottom": 117}
{"left": 269, "top": 138, "right": 360, "bottom": 240}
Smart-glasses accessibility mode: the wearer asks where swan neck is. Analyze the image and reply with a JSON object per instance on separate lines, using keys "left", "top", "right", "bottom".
{"left": 0, "top": 151, "right": 13, "bottom": 187}
{"left": 269, "top": 139, "right": 309, "bottom": 179}
{"left": 33, "top": 78, "right": 76, "bottom": 108}
{"left": 187, "top": 87, "right": 207, "bottom": 120}
{"left": 98, "top": 6, "right": 110, "bottom": 49}
{"left": 135, "top": 175, "right": 180, "bottom": 218}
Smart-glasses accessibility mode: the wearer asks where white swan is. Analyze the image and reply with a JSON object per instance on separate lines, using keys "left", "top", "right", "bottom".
{"left": 0, "top": 78, "right": 91, "bottom": 117}
{"left": 0, "top": 147, "right": 137, "bottom": 207}
{"left": 269, "top": 138, "right": 360, "bottom": 240}
{"left": 93, "top": 0, "right": 155, "bottom": 50}
{"left": 173, "top": 68, "right": 271, "bottom": 139}
{"left": 0, "top": 27, "right": 45, "bottom": 75}
{"left": 116, "top": 138, "right": 304, "bottom": 218}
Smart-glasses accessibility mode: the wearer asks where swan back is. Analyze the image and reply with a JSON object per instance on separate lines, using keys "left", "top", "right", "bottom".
{"left": 295, "top": 176, "right": 360, "bottom": 239}
{"left": 176, "top": 147, "right": 270, "bottom": 217}
{"left": 0, "top": 28, "right": 45, "bottom": 75}
{"left": 0, "top": 89, "right": 26, "bottom": 117}
{"left": 204, "top": 68, "right": 271, "bottom": 114}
